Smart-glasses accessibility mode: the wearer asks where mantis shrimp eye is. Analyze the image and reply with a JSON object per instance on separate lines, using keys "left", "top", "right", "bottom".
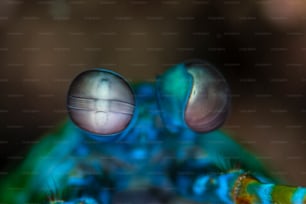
{"left": 67, "top": 69, "right": 135, "bottom": 136}
{"left": 184, "top": 61, "right": 230, "bottom": 132}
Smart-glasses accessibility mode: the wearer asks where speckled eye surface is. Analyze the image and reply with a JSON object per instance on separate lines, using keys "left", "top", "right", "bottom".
{"left": 67, "top": 69, "right": 135, "bottom": 136}
{"left": 184, "top": 61, "right": 230, "bottom": 132}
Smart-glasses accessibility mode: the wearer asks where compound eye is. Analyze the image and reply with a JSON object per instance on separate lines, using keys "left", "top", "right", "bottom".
{"left": 67, "top": 69, "right": 135, "bottom": 136}
{"left": 184, "top": 61, "right": 230, "bottom": 132}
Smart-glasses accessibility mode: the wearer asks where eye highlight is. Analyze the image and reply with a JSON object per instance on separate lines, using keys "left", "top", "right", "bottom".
{"left": 184, "top": 61, "right": 230, "bottom": 132}
{"left": 67, "top": 69, "right": 135, "bottom": 136}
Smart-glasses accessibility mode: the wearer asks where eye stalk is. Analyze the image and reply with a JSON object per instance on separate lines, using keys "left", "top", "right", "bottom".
{"left": 157, "top": 60, "right": 230, "bottom": 133}
{"left": 67, "top": 69, "right": 135, "bottom": 136}
{"left": 184, "top": 61, "right": 230, "bottom": 132}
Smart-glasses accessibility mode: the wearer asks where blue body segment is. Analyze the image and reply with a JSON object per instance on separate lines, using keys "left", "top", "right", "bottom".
{"left": 292, "top": 188, "right": 306, "bottom": 204}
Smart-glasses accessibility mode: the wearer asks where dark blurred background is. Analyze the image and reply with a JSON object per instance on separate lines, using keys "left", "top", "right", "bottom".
{"left": 0, "top": 0, "right": 306, "bottom": 185}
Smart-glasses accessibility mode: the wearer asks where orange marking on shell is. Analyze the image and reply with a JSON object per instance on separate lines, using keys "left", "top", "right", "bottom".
{"left": 232, "top": 174, "right": 258, "bottom": 204}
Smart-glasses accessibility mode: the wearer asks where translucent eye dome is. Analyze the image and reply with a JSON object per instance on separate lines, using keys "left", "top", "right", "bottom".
{"left": 184, "top": 61, "right": 230, "bottom": 132}
{"left": 67, "top": 69, "right": 135, "bottom": 136}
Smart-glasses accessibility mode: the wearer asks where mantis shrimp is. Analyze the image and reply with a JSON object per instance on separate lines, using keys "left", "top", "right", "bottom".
{"left": 0, "top": 60, "right": 305, "bottom": 204}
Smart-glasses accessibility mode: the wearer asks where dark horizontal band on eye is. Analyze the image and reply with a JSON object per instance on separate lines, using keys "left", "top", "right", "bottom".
{"left": 67, "top": 95, "right": 135, "bottom": 115}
